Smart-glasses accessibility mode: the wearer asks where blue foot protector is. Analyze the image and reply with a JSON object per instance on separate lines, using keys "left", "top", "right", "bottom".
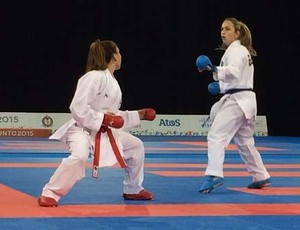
{"left": 199, "top": 175, "right": 224, "bottom": 193}
{"left": 248, "top": 178, "right": 271, "bottom": 189}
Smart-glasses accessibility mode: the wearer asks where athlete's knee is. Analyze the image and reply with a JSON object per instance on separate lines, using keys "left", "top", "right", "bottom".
{"left": 77, "top": 152, "right": 89, "bottom": 161}
{"left": 129, "top": 136, "right": 144, "bottom": 152}
{"left": 68, "top": 151, "right": 89, "bottom": 163}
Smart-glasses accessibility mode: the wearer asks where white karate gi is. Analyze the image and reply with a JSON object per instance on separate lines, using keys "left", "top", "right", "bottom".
{"left": 41, "top": 69, "right": 146, "bottom": 201}
{"left": 205, "top": 40, "right": 270, "bottom": 182}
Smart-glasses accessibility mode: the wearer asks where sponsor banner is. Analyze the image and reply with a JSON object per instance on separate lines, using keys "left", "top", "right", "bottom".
{"left": 129, "top": 115, "right": 268, "bottom": 136}
{"left": 0, "top": 112, "right": 268, "bottom": 137}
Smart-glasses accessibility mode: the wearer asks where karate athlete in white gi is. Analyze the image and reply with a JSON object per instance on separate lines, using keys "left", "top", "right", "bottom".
{"left": 38, "top": 39, "right": 156, "bottom": 207}
{"left": 196, "top": 18, "right": 271, "bottom": 193}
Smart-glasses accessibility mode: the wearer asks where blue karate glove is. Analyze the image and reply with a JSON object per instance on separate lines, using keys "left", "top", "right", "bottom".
{"left": 207, "top": 82, "right": 220, "bottom": 95}
{"left": 196, "top": 55, "right": 216, "bottom": 72}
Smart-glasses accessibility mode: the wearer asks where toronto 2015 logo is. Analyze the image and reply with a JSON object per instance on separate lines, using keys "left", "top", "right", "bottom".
{"left": 42, "top": 115, "right": 53, "bottom": 128}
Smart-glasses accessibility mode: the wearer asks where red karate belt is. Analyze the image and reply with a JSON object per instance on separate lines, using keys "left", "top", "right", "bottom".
{"left": 92, "top": 126, "right": 127, "bottom": 178}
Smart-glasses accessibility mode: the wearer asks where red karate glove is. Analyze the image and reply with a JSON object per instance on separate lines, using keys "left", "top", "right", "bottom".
{"left": 138, "top": 108, "right": 156, "bottom": 121}
{"left": 102, "top": 113, "right": 124, "bottom": 129}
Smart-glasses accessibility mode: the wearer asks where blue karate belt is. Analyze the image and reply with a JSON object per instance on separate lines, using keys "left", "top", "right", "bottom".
{"left": 225, "top": 88, "right": 253, "bottom": 94}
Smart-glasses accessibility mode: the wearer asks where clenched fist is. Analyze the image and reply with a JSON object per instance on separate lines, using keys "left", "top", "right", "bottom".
{"left": 138, "top": 108, "right": 156, "bottom": 121}
{"left": 102, "top": 113, "right": 124, "bottom": 128}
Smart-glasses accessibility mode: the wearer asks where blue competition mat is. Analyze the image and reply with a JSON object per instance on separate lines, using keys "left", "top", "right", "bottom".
{"left": 0, "top": 136, "right": 300, "bottom": 230}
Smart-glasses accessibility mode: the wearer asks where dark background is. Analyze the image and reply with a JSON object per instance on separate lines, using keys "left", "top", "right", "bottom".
{"left": 1, "top": 0, "right": 299, "bottom": 136}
